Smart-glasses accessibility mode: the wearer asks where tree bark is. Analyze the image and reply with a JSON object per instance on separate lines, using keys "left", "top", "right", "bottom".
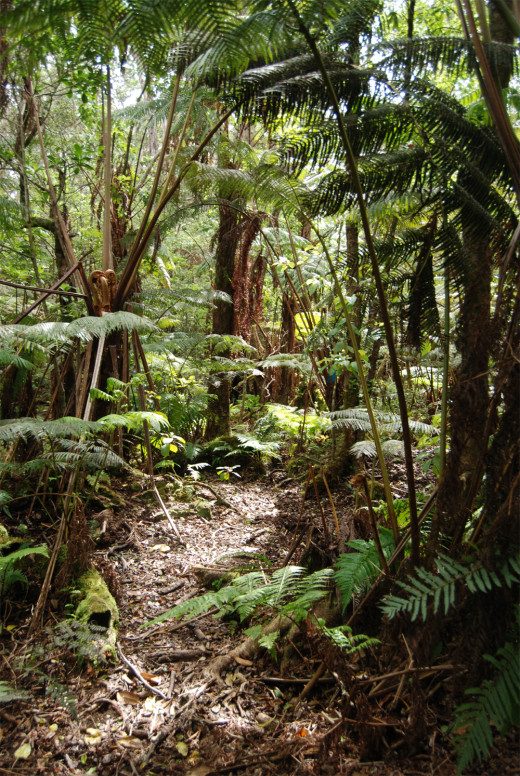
{"left": 205, "top": 199, "right": 239, "bottom": 439}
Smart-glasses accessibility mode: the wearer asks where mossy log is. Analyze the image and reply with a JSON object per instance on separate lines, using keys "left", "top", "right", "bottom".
{"left": 75, "top": 567, "right": 119, "bottom": 661}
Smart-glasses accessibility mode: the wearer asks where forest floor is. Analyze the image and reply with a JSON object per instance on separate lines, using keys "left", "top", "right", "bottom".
{"left": 0, "top": 465, "right": 518, "bottom": 776}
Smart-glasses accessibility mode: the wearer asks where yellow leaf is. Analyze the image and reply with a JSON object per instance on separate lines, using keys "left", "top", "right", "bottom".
{"left": 151, "top": 544, "right": 170, "bottom": 553}
{"left": 84, "top": 728, "right": 102, "bottom": 745}
{"left": 14, "top": 743, "right": 31, "bottom": 759}
{"left": 176, "top": 741, "right": 189, "bottom": 757}
{"left": 49, "top": 724, "right": 58, "bottom": 733}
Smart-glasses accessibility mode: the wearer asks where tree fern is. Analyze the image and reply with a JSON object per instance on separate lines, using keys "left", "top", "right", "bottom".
{"left": 329, "top": 407, "right": 437, "bottom": 437}
{"left": 452, "top": 639, "right": 520, "bottom": 773}
{"left": 381, "top": 553, "right": 520, "bottom": 622}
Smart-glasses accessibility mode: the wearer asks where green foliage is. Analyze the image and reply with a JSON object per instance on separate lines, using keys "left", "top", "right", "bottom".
{"left": 381, "top": 553, "right": 520, "bottom": 622}
{"left": 452, "top": 638, "right": 520, "bottom": 773}
{"left": 0, "top": 681, "right": 29, "bottom": 703}
{"left": 0, "top": 545, "right": 49, "bottom": 598}
{"left": 329, "top": 407, "right": 437, "bottom": 437}
{"left": 335, "top": 528, "right": 395, "bottom": 609}
{"left": 146, "top": 565, "right": 334, "bottom": 627}
{"left": 317, "top": 620, "right": 380, "bottom": 656}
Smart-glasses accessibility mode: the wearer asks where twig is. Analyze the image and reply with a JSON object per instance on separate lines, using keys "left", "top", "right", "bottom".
{"left": 293, "top": 660, "right": 327, "bottom": 707}
{"left": 153, "top": 484, "right": 185, "bottom": 544}
{"left": 116, "top": 643, "right": 168, "bottom": 700}
{"left": 195, "top": 482, "right": 240, "bottom": 512}
{"left": 309, "top": 464, "right": 330, "bottom": 542}
{"left": 321, "top": 468, "right": 340, "bottom": 541}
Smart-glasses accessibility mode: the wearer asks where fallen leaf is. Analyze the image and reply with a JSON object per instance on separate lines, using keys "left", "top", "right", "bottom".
{"left": 295, "top": 727, "right": 308, "bottom": 737}
{"left": 14, "top": 742, "right": 31, "bottom": 759}
{"left": 176, "top": 741, "right": 189, "bottom": 757}
{"left": 186, "top": 766, "right": 211, "bottom": 776}
{"left": 141, "top": 671, "right": 160, "bottom": 685}
{"left": 117, "top": 690, "right": 141, "bottom": 705}
{"left": 151, "top": 544, "right": 170, "bottom": 553}
{"left": 48, "top": 723, "right": 58, "bottom": 733}
{"left": 84, "top": 728, "right": 102, "bottom": 745}
{"left": 117, "top": 736, "right": 143, "bottom": 749}
{"left": 234, "top": 656, "right": 254, "bottom": 667}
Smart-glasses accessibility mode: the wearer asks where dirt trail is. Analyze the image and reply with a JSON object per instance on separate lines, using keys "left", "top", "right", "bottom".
{"left": 0, "top": 475, "right": 517, "bottom": 775}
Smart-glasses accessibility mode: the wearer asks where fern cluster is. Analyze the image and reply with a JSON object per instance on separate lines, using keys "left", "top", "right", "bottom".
{"left": 0, "top": 544, "right": 49, "bottom": 598}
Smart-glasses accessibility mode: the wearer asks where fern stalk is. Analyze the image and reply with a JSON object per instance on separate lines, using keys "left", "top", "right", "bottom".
{"left": 102, "top": 64, "right": 113, "bottom": 272}
{"left": 316, "top": 231, "right": 399, "bottom": 543}
{"left": 439, "top": 268, "right": 450, "bottom": 476}
{"left": 115, "top": 104, "right": 236, "bottom": 307}
{"left": 282, "top": 0, "right": 419, "bottom": 561}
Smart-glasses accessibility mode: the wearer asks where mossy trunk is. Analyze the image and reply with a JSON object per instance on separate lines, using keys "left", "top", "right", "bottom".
{"left": 75, "top": 567, "right": 119, "bottom": 661}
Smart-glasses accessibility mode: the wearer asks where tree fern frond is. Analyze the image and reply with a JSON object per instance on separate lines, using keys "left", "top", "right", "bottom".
{"left": 452, "top": 640, "right": 520, "bottom": 773}
{"left": 335, "top": 529, "right": 395, "bottom": 609}
{"left": 0, "top": 350, "right": 34, "bottom": 370}
{"left": 146, "top": 565, "right": 333, "bottom": 627}
{"left": 381, "top": 554, "right": 520, "bottom": 622}
{"left": 329, "top": 408, "right": 437, "bottom": 437}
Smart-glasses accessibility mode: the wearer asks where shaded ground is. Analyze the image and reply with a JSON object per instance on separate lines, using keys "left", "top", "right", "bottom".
{"left": 0, "top": 468, "right": 518, "bottom": 775}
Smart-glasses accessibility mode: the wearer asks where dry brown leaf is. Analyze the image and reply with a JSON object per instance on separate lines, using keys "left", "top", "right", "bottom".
{"left": 186, "top": 765, "right": 211, "bottom": 776}
{"left": 117, "top": 690, "right": 142, "bottom": 705}
{"left": 140, "top": 671, "right": 160, "bottom": 685}
{"left": 234, "top": 656, "right": 254, "bottom": 667}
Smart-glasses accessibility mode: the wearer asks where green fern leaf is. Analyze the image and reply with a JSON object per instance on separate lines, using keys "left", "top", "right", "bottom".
{"left": 453, "top": 640, "right": 520, "bottom": 773}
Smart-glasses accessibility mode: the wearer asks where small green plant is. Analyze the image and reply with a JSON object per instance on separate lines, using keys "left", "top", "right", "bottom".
{"left": 0, "top": 680, "right": 29, "bottom": 703}
{"left": 0, "top": 544, "right": 49, "bottom": 598}
{"left": 216, "top": 464, "right": 241, "bottom": 481}
{"left": 334, "top": 529, "right": 396, "bottom": 609}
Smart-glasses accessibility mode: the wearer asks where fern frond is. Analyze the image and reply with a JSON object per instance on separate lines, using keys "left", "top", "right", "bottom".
{"left": 381, "top": 554, "right": 520, "bottom": 622}
{"left": 335, "top": 529, "right": 395, "bottom": 609}
{"left": 146, "top": 565, "right": 333, "bottom": 627}
{"left": 453, "top": 641, "right": 520, "bottom": 773}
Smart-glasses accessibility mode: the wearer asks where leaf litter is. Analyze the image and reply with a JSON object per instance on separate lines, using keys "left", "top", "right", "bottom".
{"left": 0, "top": 470, "right": 518, "bottom": 776}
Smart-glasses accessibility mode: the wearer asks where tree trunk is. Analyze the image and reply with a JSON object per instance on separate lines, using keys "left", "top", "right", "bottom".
{"left": 205, "top": 199, "right": 239, "bottom": 439}
{"left": 434, "top": 0, "right": 515, "bottom": 547}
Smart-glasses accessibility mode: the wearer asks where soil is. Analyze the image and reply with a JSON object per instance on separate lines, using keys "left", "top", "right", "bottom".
{"left": 0, "top": 468, "right": 518, "bottom": 776}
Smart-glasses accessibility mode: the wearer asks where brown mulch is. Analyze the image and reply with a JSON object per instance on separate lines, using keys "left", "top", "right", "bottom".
{"left": 0, "top": 469, "right": 518, "bottom": 776}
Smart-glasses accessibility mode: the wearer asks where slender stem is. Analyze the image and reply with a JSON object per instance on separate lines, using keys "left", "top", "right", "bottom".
{"left": 284, "top": 0, "right": 419, "bottom": 561}
{"left": 439, "top": 270, "right": 450, "bottom": 477}
{"left": 102, "top": 64, "right": 113, "bottom": 271}
{"left": 115, "top": 105, "right": 236, "bottom": 307}
{"left": 319, "top": 236, "right": 400, "bottom": 543}
{"left": 158, "top": 89, "right": 198, "bottom": 207}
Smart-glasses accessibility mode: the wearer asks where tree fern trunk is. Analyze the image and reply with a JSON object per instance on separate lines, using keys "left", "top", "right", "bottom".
{"left": 205, "top": 198, "right": 238, "bottom": 439}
